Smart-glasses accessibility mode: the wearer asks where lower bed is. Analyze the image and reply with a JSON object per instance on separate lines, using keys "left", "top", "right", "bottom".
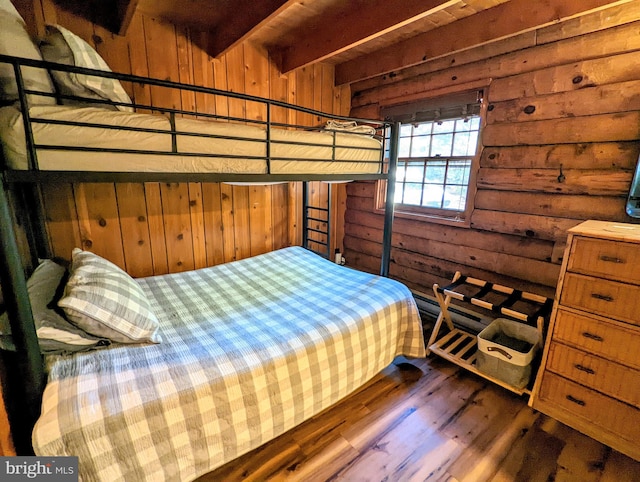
{"left": 32, "top": 247, "right": 426, "bottom": 481}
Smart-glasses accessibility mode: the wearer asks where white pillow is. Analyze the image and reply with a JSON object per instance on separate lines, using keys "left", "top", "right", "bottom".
{"left": 0, "top": 0, "right": 55, "bottom": 105}
{"left": 58, "top": 249, "right": 160, "bottom": 344}
{"left": 39, "top": 24, "right": 133, "bottom": 112}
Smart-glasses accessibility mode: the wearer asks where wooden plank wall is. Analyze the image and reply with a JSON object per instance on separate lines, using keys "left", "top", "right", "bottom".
{"left": 346, "top": 2, "right": 640, "bottom": 297}
{"left": 14, "top": 0, "right": 351, "bottom": 276}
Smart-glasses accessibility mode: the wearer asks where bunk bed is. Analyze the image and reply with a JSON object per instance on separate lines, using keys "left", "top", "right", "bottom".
{"left": 0, "top": 28, "right": 418, "bottom": 479}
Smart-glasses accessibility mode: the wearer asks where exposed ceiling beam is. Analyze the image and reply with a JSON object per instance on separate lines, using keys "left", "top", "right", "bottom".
{"left": 51, "top": 0, "right": 137, "bottom": 35}
{"left": 116, "top": 0, "right": 139, "bottom": 36}
{"left": 273, "top": 0, "right": 460, "bottom": 74}
{"left": 207, "top": 0, "right": 297, "bottom": 58}
{"left": 134, "top": 0, "right": 296, "bottom": 56}
{"left": 335, "top": 0, "right": 632, "bottom": 85}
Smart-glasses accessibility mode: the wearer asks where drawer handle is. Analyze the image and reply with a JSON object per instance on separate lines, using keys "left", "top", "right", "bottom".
{"left": 566, "top": 395, "right": 586, "bottom": 406}
{"left": 591, "top": 293, "right": 614, "bottom": 302}
{"left": 487, "top": 346, "right": 513, "bottom": 359}
{"left": 575, "top": 364, "right": 595, "bottom": 375}
{"left": 582, "top": 332, "right": 604, "bottom": 342}
{"left": 599, "top": 255, "right": 624, "bottom": 264}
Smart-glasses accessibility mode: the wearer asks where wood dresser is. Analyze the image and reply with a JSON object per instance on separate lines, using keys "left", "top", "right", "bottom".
{"left": 532, "top": 220, "right": 640, "bottom": 461}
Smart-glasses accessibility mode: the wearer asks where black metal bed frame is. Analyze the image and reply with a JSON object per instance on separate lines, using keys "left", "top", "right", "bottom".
{"left": 0, "top": 54, "right": 400, "bottom": 453}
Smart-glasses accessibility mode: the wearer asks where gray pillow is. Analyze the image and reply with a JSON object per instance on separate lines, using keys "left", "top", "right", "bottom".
{"left": 39, "top": 25, "right": 132, "bottom": 112}
{"left": 0, "top": 0, "right": 55, "bottom": 106}
{"left": 58, "top": 249, "right": 161, "bottom": 344}
{"left": 0, "top": 259, "right": 110, "bottom": 354}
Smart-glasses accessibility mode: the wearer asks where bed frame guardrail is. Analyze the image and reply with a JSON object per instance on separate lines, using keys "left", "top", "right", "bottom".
{"left": 1, "top": 54, "right": 392, "bottom": 184}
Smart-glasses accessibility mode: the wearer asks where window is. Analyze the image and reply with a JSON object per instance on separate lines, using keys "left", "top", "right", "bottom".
{"left": 379, "top": 89, "right": 484, "bottom": 225}
{"left": 395, "top": 116, "right": 480, "bottom": 212}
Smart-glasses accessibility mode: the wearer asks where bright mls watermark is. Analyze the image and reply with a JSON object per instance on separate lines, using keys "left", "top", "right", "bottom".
{"left": 0, "top": 457, "right": 78, "bottom": 481}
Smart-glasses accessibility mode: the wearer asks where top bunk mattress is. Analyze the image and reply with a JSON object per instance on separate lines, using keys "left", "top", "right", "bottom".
{"left": 0, "top": 105, "right": 382, "bottom": 175}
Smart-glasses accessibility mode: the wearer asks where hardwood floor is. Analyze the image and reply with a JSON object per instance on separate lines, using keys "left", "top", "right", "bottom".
{"left": 198, "top": 355, "right": 640, "bottom": 482}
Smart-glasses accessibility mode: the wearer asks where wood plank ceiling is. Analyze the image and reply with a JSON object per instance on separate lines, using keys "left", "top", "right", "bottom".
{"left": 53, "top": 0, "right": 631, "bottom": 84}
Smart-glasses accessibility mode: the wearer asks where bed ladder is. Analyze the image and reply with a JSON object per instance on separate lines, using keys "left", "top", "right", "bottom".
{"left": 302, "top": 181, "right": 332, "bottom": 259}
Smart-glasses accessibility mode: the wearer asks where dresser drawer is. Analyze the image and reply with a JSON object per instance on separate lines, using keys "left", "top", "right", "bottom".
{"left": 546, "top": 342, "right": 640, "bottom": 406}
{"left": 553, "top": 309, "right": 640, "bottom": 369}
{"left": 568, "top": 237, "right": 640, "bottom": 284}
{"left": 560, "top": 273, "right": 640, "bottom": 327}
{"left": 538, "top": 372, "right": 640, "bottom": 444}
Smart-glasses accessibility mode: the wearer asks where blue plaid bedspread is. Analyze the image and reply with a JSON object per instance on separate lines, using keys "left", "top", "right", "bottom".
{"left": 33, "top": 247, "right": 425, "bottom": 481}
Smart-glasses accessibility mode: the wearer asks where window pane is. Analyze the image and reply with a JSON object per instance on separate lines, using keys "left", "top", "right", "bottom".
{"left": 469, "top": 117, "right": 481, "bottom": 130}
{"left": 400, "top": 124, "right": 413, "bottom": 137}
{"left": 452, "top": 128, "right": 479, "bottom": 157}
{"left": 399, "top": 137, "right": 411, "bottom": 157}
{"left": 431, "top": 134, "right": 453, "bottom": 157}
{"left": 414, "top": 122, "right": 432, "bottom": 135}
{"left": 403, "top": 183, "right": 422, "bottom": 205}
{"left": 411, "top": 135, "right": 430, "bottom": 157}
{"left": 446, "top": 160, "right": 471, "bottom": 184}
{"left": 396, "top": 161, "right": 407, "bottom": 182}
{"left": 432, "top": 120, "right": 455, "bottom": 134}
{"left": 425, "top": 160, "right": 446, "bottom": 183}
{"left": 394, "top": 182, "right": 404, "bottom": 203}
{"left": 444, "top": 185, "right": 468, "bottom": 211}
{"left": 455, "top": 118, "right": 472, "bottom": 132}
{"left": 405, "top": 161, "right": 424, "bottom": 182}
{"left": 452, "top": 131, "right": 472, "bottom": 156}
{"left": 466, "top": 130, "right": 479, "bottom": 156}
{"left": 422, "top": 184, "right": 444, "bottom": 208}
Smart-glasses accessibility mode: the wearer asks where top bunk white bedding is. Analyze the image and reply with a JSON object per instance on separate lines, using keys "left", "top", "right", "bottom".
{"left": 0, "top": 105, "right": 382, "bottom": 175}
{"left": 32, "top": 247, "right": 425, "bottom": 481}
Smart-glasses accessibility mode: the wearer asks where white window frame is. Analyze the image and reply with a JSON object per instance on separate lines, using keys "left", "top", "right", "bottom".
{"left": 376, "top": 88, "right": 487, "bottom": 227}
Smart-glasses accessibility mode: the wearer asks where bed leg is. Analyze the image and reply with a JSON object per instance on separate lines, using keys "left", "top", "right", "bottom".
{"left": 19, "top": 184, "right": 51, "bottom": 261}
{"left": 302, "top": 181, "right": 309, "bottom": 250}
{"left": 380, "top": 122, "right": 400, "bottom": 277}
{"left": 0, "top": 179, "right": 44, "bottom": 453}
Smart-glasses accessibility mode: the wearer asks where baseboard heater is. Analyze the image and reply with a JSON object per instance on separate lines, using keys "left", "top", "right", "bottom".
{"left": 411, "top": 289, "right": 494, "bottom": 334}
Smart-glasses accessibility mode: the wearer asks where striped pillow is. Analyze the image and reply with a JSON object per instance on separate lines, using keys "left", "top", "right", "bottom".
{"left": 39, "top": 24, "right": 133, "bottom": 112}
{"left": 59, "top": 249, "right": 160, "bottom": 344}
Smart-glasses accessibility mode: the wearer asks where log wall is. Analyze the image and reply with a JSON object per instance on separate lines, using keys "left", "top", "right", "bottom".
{"left": 346, "top": 2, "right": 640, "bottom": 297}
{"left": 12, "top": 0, "right": 350, "bottom": 276}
